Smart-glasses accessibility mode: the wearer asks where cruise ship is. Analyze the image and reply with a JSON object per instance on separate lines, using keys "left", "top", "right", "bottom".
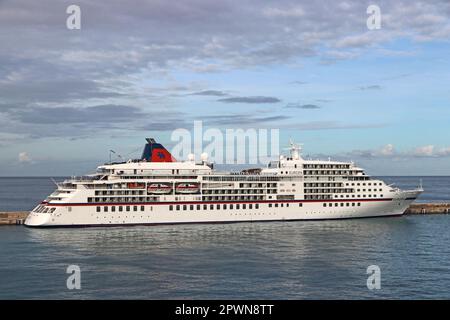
{"left": 25, "top": 138, "right": 423, "bottom": 227}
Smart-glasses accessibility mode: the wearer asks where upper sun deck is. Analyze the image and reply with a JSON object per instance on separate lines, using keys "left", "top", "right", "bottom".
{"left": 97, "top": 160, "right": 213, "bottom": 176}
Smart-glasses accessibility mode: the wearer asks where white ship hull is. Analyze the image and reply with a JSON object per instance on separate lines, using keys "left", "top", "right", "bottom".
{"left": 24, "top": 138, "right": 423, "bottom": 228}
{"left": 25, "top": 191, "right": 420, "bottom": 227}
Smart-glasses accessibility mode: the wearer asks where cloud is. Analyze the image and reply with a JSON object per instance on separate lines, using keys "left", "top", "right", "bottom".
{"left": 217, "top": 96, "right": 281, "bottom": 104}
{"left": 18, "top": 152, "right": 32, "bottom": 163}
{"left": 262, "top": 6, "right": 305, "bottom": 18}
{"left": 190, "top": 90, "right": 229, "bottom": 97}
{"left": 285, "top": 103, "right": 320, "bottom": 109}
{"left": 380, "top": 144, "right": 395, "bottom": 156}
{"left": 0, "top": 0, "right": 450, "bottom": 144}
{"left": 7, "top": 105, "right": 146, "bottom": 124}
{"left": 293, "top": 121, "right": 385, "bottom": 131}
{"left": 359, "top": 85, "right": 382, "bottom": 90}
{"left": 202, "top": 114, "right": 289, "bottom": 126}
{"left": 413, "top": 145, "right": 435, "bottom": 157}
{"left": 289, "top": 81, "right": 308, "bottom": 85}
{"left": 345, "top": 144, "right": 450, "bottom": 159}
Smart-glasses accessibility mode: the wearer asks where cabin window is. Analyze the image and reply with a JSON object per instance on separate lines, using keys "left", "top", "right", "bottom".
{"left": 236, "top": 204, "right": 240, "bottom": 209}
{"left": 141, "top": 206, "right": 145, "bottom": 211}
{"left": 190, "top": 205, "right": 194, "bottom": 210}
{"left": 210, "top": 204, "right": 214, "bottom": 210}
{"left": 203, "top": 204, "right": 207, "bottom": 210}
{"left": 111, "top": 206, "right": 116, "bottom": 212}
{"left": 169, "top": 205, "right": 173, "bottom": 211}
{"left": 183, "top": 205, "right": 187, "bottom": 210}
{"left": 176, "top": 205, "right": 180, "bottom": 211}
{"left": 255, "top": 204, "right": 259, "bottom": 209}
{"left": 249, "top": 204, "right": 253, "bottom": 209}
{"left": 134, "top": 206, "right": 138, "bottom": 211}
{"left": 223, "top": 204, "right": 227, "bottom": 210}
{"left": 119, "top": 206, "right": 123, "bottom": 212}
{"left": 197, "top": 205, "right": 200, "bottom": 210}
{"left": 230, "top": 204, "right": 234, "bottom": 209}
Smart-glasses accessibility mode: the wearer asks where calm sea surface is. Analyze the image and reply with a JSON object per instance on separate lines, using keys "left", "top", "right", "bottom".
{"left": 0, "top": 176, "right": 449, "bottom": 299}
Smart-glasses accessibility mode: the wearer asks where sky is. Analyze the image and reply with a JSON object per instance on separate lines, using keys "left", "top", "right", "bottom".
{"left": 0, "top": 0, "right": 449, "bottom": 176}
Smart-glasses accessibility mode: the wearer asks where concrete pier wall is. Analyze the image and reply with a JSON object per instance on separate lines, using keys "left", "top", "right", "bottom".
{"left": 0, "top": 212, "right": 29, "bottom": 225}
{"left": 405, "top": 203, "right": 450, "bottom": 215}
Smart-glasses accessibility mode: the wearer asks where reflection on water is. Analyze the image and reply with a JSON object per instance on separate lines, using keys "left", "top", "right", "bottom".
{"left": 1, "top": 216, "right": 450, "bottom": 299}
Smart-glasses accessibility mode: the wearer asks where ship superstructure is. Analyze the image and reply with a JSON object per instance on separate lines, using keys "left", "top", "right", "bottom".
{"left": 25, "top": 138, "right": 423, "bottom": 227}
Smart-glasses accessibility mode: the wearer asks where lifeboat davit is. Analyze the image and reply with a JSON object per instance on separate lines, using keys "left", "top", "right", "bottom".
{"left": 147, "top": 183, "right": 172, "bottom": 194}
{"left": 176, "top": 183, "right": 200, "bottom": 194}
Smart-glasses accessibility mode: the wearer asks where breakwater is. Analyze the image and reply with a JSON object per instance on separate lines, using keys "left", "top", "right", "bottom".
{"left": 0, "top": 212, "right": 28, "bottom": 225}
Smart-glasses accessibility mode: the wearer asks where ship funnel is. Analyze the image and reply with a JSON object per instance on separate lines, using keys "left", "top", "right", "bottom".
{"left": 141, "top": 138, "right": 176, "bottom": 162}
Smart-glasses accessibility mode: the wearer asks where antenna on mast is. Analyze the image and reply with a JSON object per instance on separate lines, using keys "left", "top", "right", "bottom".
{"left": 284, "top": 139, "right": 303, "bottom": 160}
{"left": 109, "top": 150, "right": 123, "bottom": 163}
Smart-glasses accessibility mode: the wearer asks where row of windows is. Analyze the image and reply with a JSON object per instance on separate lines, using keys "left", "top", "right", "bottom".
{"left": 335, "top": 194, "right": 383, "bottom": 198}
{"left": 97, "top": 206, "right": 146, "bottom": 213}
{"left": 346, "top": 182, "right": 382, "bottom": 186}
{"left": 203, "top": 176, "right": 280, "bottom": 182}
{"left": 238, "top": 183, "right": 277, "bottom": 188}
{"left": 203, "top": 189, "right": 275, "bottom": 195}
{"left": 347, "top": 177, "right": 371, "bottom": 181}
{"left": 324, "top": 202, "right": 361, "bottom": 207}
{"left": 170, "top": 203, "right": 262, "bottom": 211}
{"left": 304, "top": 170, "right": 359, "bottom": 176}
{"left": 303, "top": 164, "right": 351, "bottom": 169}
{"left": 95, "top": 201, "right": 365, "bottom": 213}
{"left": 202, "top": 196, "right": 265, "bottom": 201}
{"left": 304, "top": 188, "right": 354, "bottom": 194}
{"left": 305, "top": 195, "right": 334, "bottom": 200}
{"left": 304, "top": 183, "right": 343, "bottom": 188}
{"left": 95, "top": 190, "right": 145, "bottom": 196}
{"left": 88, "top": 197, "right": 159, "bottom": 203}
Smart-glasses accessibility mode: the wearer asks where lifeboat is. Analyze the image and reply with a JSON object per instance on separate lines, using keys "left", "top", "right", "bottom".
{"left": 176, "top": 183, "right": 200, "bottom": 194}
{"left": 127, "top": 182, "right": 145, "bottom": 189}
{"left": 147, "top": 183, "right": 172, "bottom": 194}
